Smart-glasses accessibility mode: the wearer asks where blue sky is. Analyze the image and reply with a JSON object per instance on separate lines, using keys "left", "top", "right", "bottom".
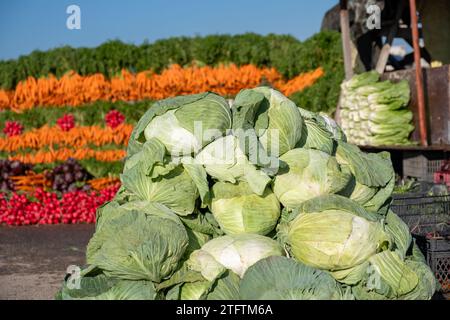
{"left": 0, "top": 0, "right": 337, "bottom": 60}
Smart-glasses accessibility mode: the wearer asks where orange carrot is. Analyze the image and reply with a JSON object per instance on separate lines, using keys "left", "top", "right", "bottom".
{"left": 0, "top": 65, "right": 324, "bottom": 112}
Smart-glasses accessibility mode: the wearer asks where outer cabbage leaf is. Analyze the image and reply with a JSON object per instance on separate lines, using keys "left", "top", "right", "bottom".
{"left": 286, "top": 195, "right": 390, "bottom": 271}
{"left": 206, "top": 271, "right": 241, "bottom": 300}
{"left": 400, "top": 260, "right": 436, "bottom": 300}
{"left": 252, "top": 87, "right": 303, "bottom": 156}
{"left": 296, "top": 115, "right": 335, "bottom": 154}
{"left": 240, "top": 256, "right": 344, "bottom": 300}
{"left": 57, "top": 266, "right": 157, "bottom": 300}
{"left": 335, "top": 141, "right": 394, "bottom": 213}
{"left": 168, "top": 270, "right": 240, "bottom": 300}
{"left": 335, "top": 141, "right": 392, "bottom": 187}
{"left": 319, "top": 112, "right": 347, "bottom": 142}
{"left": 121, "top": 163, "right": 198, "bottom": 216}
{"left": 179, "top": 211, "right": 223, "bottom": 237}
{"left": 90, "top": 280, "right": 157, "bottom": 300}
{"left": 351, "top": 250, "right": 433, "bottom": 300}
{"left": 368, "top": 251, "right": 419, "bottom": 297}
{"left": 330, "top": 261, "right": 369, "bottom": 285}
{"left": 385, "top": 210, "right": 412, "bottom": 259}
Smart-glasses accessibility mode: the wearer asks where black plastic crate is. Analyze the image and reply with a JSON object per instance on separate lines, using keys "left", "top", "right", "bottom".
{"left": 414, "top": 236, "right": 450, "bottom": 293}
{"left": 391, "top": 194, "right": 450, "bottom": 293}
{"left": 391, "top": 194, "right": 450, "bottom": 235}
{"left": 430, "top": 250, "right": 450, "bottom": 293}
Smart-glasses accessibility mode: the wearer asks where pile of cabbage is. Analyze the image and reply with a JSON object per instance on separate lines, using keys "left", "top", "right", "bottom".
{"left": 340, "top": 71, "right": 415, "bottom": 146}
{"left": 57, "top": 88, "right": 436, "bottom": 300}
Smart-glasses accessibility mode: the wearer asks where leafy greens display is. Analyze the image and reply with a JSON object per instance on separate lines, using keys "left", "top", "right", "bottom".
{"left": 339, "top": 71, "right": 414, "bottom": 146}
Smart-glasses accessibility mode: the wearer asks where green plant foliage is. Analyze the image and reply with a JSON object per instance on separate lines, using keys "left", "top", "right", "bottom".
{"left": 0, "top": 100, "right": 152, "bottom": 130}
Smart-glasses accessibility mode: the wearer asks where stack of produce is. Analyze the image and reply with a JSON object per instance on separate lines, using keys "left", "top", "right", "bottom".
{"left": 339, "top": 72, "right": 414, "bottom": 146}
{"left": 57, "top": 87, "right": 436, "bottom": 300}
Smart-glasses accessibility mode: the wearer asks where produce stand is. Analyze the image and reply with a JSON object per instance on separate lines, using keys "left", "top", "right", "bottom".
{"left": 335, "top": 0, "right": 450, "bottom": 296}
{"left": 359, "top": 66, "right": 450, "bottom": 294}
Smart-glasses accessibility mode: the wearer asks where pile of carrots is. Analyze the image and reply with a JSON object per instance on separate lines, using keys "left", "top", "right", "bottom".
{"left": 0, "top": 124, "right": 133, "bottom": 153}
{"left": 9, "top": 147, "right": 126, "bottom": 164}
{"left": 9, "top": 171, "right": 120, "bottom": 193}
{"left": 10, "top": 172, "right": 50, "bottom": 192}
{"left": 0, "top": 65, "right": 323, "bottom": 112}
{"left": 88, "top": 177, "right": 121, "bottom": 191}
{"left": 281, "top": 67, "right": 324, "bottom": 96}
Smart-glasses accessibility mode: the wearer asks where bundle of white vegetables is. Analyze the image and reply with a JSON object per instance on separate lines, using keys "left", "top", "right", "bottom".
{"left": 340, "top": 71, "right": 415, "bottom": 146}
{"left": 57, "top": 87, "right": 436, "bottom": 300}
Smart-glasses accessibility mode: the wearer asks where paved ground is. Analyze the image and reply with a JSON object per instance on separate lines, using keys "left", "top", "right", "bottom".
{"left": 0, "top": 225, "right": 95, "bottom": 300}
{"left": 0, "top": 224, "right": 448, "bottom": 300}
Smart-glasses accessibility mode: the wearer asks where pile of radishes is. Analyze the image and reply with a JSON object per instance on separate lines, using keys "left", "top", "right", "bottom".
{"left": 0, "top": 185, "right": 119, "bottom": 226}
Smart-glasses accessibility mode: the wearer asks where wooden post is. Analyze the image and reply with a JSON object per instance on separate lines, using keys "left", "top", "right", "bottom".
{"left": 375, "top": 0, "right": 405, "bottom": 73}
{"left": 409, "top": 0, "right": 428, "bottom": 146}
{"left": 340, "top": 0, "right": 353, "bottom": 80}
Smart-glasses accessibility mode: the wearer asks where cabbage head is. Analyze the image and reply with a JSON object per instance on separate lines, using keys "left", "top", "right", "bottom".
{"left": 232, "top": 87, "right": 303, "bottom": 157}
{"left": 144, "top": 93, "right": 231, "bottom": 156}
{"left": 210, "top": 181, "right": 280, "bottom": 235}
{"left": 284, "top": 195, "right": 391, "bottom": 271}
{"left": 86, "top": 200, "right": 189, "bottom": 282}
{"left": 273, "top": 148, "right": 351, "bottom": 209}
{"left": 127, "top": 92, "right": 231, "bottom": 157}
{"left": 188, "top": 233, "right": 284, "bottom": 280}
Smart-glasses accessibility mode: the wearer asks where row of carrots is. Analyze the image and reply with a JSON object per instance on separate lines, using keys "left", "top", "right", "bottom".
{"left": 11, "top": 173, "right": 120, "bottom": 192}
{"left": 0, "top": 65, "right": 324, "bottom": 112}
{"left": 10, "top": 172, "right": 49, "bottom": 191}
{"left": 9, "top": 147, "right": 126, "bottom": 164}
{"left": 0, "top": 124, "right": 133, "bottom": 153}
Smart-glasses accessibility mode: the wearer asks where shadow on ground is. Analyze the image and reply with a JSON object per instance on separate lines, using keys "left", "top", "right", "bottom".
{"left": 0, "top": 225, "right": 94, "bottom": 300}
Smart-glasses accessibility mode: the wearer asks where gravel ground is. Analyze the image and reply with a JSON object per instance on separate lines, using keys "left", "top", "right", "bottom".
{"left": 0, "top": 225, "right": 94, "bottom": 300}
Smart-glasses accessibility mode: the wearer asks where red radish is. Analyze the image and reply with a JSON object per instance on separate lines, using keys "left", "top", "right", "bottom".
{"left": 3, "top": 121, "right": 24, "bottom": 137}
{"left": 105, "top": 110, "right": 125, "bottom": 129}
{"left": 56, "top": 114, "right": 75, "bottom": 131}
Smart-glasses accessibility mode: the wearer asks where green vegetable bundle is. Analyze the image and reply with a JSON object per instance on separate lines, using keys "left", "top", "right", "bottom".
{"left": 57, "top": 88, "right": 436, "bottom": 300}
{"left": 339, "top": 72, "right": 415, "bottom": 146}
